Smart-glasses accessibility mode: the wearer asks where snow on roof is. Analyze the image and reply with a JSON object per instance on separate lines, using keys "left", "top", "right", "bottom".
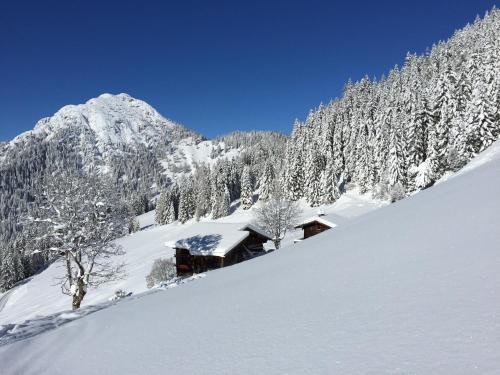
{"left": 239, "top": 223, "right": 273, "bottom": 240}
{"left": 165, "top": 222, "right": 270, "bottom": 257}
{"left": 294, "top": 213, "right": 346, "bottom": 229}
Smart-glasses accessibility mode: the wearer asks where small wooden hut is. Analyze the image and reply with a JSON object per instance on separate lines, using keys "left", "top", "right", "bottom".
{"left": 294, "top": 213, "right": 344, "bottom": 241}
{"left": 166, "top": 223, "right": 272, "bottom": 277}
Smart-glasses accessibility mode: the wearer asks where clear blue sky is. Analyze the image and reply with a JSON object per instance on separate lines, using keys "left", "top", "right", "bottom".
{"left": 0, "top": 0, "right": 497, "bottom": 141}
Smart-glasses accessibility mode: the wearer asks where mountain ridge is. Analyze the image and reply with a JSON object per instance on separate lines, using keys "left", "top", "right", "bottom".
{"left": 6, "top": 93, "right": 203, "bottom": 153}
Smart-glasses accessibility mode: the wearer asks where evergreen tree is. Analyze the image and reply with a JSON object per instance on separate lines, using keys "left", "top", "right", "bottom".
{"left": 465, "top": 75, "right": 498, "bottom": 155}
{"left": 155, "top": 191, "right": 167, "bottom": 225}
{"left": 240, "top": 165, "right": 253, "bottom": 209}
{"left": 0, "top": 248, "right": 23, "bottom": 292}
{"left": 178, "top": 178, "right": 196, "bottom": 224}
{"left": 165, "top": 198, "right": 176, "bottom": 224}
{"left": 258, "top": 161, "right": 275, "bottom": 201}
{"left": 218, "top": 186, "right": 231, "bottom": 218}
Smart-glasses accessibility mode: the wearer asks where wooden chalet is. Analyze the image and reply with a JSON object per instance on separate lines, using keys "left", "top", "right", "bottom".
{"left": 166, "top": 223, "right": 272, "bottom": 277}
{"left": 294, "top": 213, "right": 344, "bottom": 241}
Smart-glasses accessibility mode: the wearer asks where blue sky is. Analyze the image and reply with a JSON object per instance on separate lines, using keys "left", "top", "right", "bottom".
{"left": 0, "top": 0, "right": 497, "bottom": 141}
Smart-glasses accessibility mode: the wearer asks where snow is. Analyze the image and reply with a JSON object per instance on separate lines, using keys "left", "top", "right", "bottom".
{"left": 27, "top": 93, "right": 181, "bottom": 149}
{"left": 294, "top": 212, "right": 347, "bottom": 229}
{"left": 159, "top": 139, "right": 240, "bottom": 181}
{"left": 240, "top": 223, "right": 272, "bottom": 240}
{"left": 0, "top": 190, "right": 381, "bottom": 326}
{"left": 165, "top": 222, "right": 252, "bottom": 256}
{"left": 1, "top": 141, "right": 499, "bottom": 374}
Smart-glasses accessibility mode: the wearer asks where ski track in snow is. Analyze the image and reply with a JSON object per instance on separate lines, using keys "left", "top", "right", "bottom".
{"left": 0, "top": 274, "right": 205, "bottom": 347}
{"left": 0, "top": 288, "right": 14, "bottom": 313}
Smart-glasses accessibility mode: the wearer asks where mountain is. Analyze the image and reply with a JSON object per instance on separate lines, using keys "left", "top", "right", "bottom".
{"left": 0, "top": 94, "right": 191, "bottom": 242}
{"left": 1, "top": 138, "right": 499, "bottom": 375}
{"left": 0, "top": 93, "right": 207, "bottom": 181}
{"left": 0, "top": 93, "right": 288, "bottom": 288}
{"left": 13, "top": 93, "right": 202, "bottom": 151}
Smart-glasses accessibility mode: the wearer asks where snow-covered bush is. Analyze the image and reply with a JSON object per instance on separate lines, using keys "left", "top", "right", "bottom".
{"left": 128, "top": 218, "right": 140, "bottom": 234}
{"left": 146, "top": 258, "right": 176, "bottom": 288}
{"left": 389, "top": 182, "right": 406, "bottom": 203}
{"left": 372, "top": 181, "right": 388, "bottom": 200}
{"left": 110, "top": 289, "right": 132, "bottom": 301}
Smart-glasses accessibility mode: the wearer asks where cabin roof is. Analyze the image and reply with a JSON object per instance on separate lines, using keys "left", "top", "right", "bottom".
{"left": 165, "top": 222, "right": 272, "bottom": 257}
{"left": 294, "top": 213, "right": 346, "bottom": 229}
{"left": 239, "top": 223, "right": 273, "bottom": 240}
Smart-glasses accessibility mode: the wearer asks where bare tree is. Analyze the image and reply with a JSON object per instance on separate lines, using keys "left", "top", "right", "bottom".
{"left": 254, "top": 182, "right": 301, "bottom": 249}
{"left": 29, "top": 170, "right": 131, "bottom": 310}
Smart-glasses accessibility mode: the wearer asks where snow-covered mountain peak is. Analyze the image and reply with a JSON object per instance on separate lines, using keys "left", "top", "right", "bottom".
{"left": 26, "top": 93, "right": 199, "bottom": 151}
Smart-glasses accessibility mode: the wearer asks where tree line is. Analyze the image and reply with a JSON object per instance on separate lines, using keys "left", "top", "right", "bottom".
{"left": 283, "top": 9, "right": 500, "bottom": 205}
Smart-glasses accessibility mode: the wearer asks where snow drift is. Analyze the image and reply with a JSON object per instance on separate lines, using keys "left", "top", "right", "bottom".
{"left": 1, "top": 142, "right": 500, "bottom": 374}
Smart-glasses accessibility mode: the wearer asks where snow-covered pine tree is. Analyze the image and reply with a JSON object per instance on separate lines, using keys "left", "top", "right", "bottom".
{"left": 286, "top": 121, "right": 305, "bottom": 201}
{"left": 178, "top": 177, "right": 196, "bottom": 224}
{"left": 387, "top": 111, "right": 407, "bottom": 190}
{"left": 430, "top": 64, "right": 458, "bottom": 177}
{"left": 155, "top": 191, "right": 167, "bottom": 224}
{"left": 305, "top": 147, "right": 324, "bottom": 207}
{"left": 321, "top": 155, "right": 340, "bottom": 204}
{"left": 465, "top": 70, "right": 498, "bottom": 156}
{"left": 220, "top": 185, "right": 231, "bottom": 218}
{"left": 193, "top": 164, "right": 212, "bottom": 220}
{"left": 165, "top": 197, "right": 176, "bottom": 224}
{"left": 258, "top": 161, "right": 274, "bottom": 201}
{"left": 0, "top": 247, "right": 24, "bottom": 292}
{"left": 240, "top": 165, "right": 253, "bottom": 209}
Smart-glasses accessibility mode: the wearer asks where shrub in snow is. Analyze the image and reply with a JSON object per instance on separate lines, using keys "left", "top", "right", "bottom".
{"left": 372, "top": 180, "right": 389, "bottom": 201}
{"left": 111, "top": 289, "right": 132, "bottom": 301}
{"left": 146, "top": 258, "right": 176, "bottom": 289}
{"left": 128, "top": 218, "right": 140, "bottom": 234}
{"left": 389, "top": 182, "right": 406, "bottom": 203}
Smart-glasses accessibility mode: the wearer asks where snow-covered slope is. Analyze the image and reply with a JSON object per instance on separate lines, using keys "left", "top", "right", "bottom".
{"left": 0, "top": 190, "right": 383, "bottom": 325}
{"left": 1, "top": 143, "right": 499, "bottom": 374}
{"left": 159, "top": 138, "right": 241, "bottom": 181}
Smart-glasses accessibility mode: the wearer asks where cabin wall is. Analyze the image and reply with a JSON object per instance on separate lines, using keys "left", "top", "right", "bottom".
{"left": 175, "top": 248, "right": 193, "bottom": 277}
{"left": 176, "top": 248, "right": 224, "bottom": 277}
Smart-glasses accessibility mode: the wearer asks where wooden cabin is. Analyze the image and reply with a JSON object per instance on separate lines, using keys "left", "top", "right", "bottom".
{"left": 294, "top": 213, "right": 343, "bottom": 241}
{"left": 166, "top": 223, "right": 272, "bottom": 277}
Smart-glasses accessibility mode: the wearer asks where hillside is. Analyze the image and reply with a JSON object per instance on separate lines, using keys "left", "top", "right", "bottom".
{"left": 0, "top": 188, "right": 384, "bottom": 325}
{"left": 1, "top": 139, "right": 499, "bottom": 374}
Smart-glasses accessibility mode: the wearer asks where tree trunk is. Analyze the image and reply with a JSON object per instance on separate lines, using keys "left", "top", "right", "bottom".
{"left": 273, "top": 238, "right": 281, "bottom": 249}
{"left": 72, "top": 278, "right": 87, "bottom": 310}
